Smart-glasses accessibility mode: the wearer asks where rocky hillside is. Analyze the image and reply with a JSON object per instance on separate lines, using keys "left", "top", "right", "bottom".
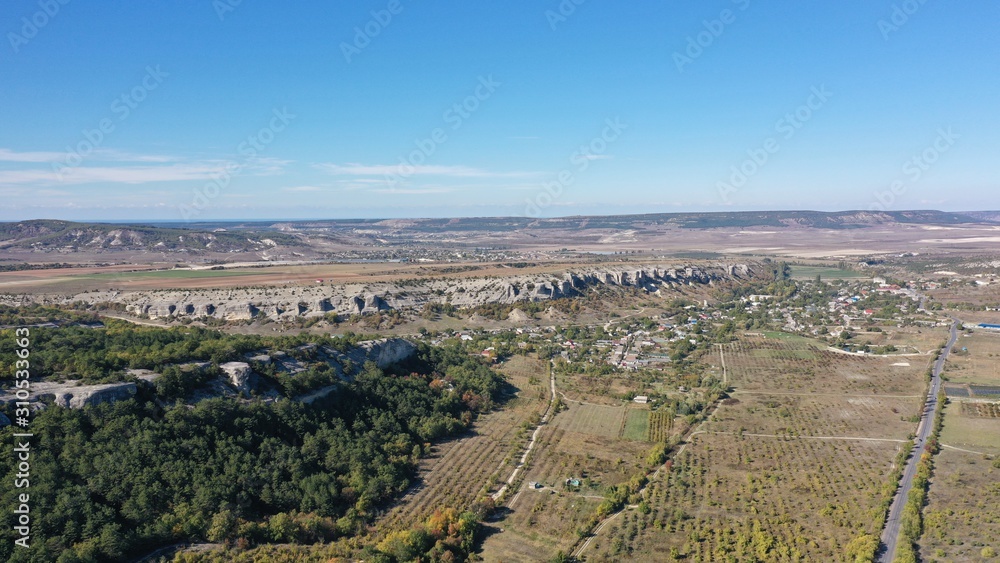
{"left": 42, "top": 263, "right": 760, "bottom": 322}
{"left": 0, "top": 338, "right": 416, "bottom": 415}
{"left": 0, "top": 219, "right": 300, "bottom": 252}
{"left": 2, "top": 211, "right": 994, "bottom": 257}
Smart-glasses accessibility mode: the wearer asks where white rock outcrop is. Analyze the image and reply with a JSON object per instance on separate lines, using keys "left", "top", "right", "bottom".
{"left": 25, "top": 263, "right": 759, "bottom": 323}
{"left": 344, "top": 338, "right": 417, "bottom": 369}
{"left": 220, "top": 362, "right": 256, "bottom": 395}
{"left": 0, "top": 381, "right": 138, "bottom": 410}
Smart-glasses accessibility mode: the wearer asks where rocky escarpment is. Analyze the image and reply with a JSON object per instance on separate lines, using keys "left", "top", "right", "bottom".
{"left": 22, "top": 263, "right": 759, "bottom": 322}
{"left": 211, "top": 338, "right": 416, "bottom": 400}
{"left": 344, "top": 338, "right": 417, "bottom": 369}
{"left": 0, "top": 338, "right": 417, "bottom": 413}
{"left": 0, "top": 381, "right": 137, "bottom": 410}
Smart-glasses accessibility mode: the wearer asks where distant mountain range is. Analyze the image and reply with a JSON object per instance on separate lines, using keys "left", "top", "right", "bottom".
{"left": 0, "top": 220, "right": 300, "bottom": 252}
{"left": 0, "top": 211, "right": 995, "bottom": 254}
{"left": 179, "top": 209, "right": 998, "bottom": 232}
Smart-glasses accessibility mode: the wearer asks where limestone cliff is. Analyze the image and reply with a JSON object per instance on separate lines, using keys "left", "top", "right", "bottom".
{"left": 15, "top": 262, "right": 759, "bottom": 323}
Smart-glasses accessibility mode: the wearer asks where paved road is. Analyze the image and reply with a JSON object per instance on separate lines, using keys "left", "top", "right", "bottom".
{"left": 878, "top": 318, "right": 959, "bottom": 562}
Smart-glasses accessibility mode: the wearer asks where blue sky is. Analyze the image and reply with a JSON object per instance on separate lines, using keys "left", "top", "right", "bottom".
{"left": 1, "top": 0, "right": 997, "bottom": 221}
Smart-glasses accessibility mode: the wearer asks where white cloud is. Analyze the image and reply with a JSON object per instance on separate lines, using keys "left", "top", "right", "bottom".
{"left": 0, "top": 149, "right": 67, "bottom": 163}
{"left": 0, "top": 153, "right": 292, "bottom": 187}
{"left": 282, "top": 185, "right": 325, "bottom": 192}
{"left": 371, "top": 187, "right": 456, "bottom": 195}
{"left": 315, "top": 162, "right": 538, "bottom": 179}
{"left": 0, "top": 163, "right": 228, "bottom": 186}
{"left": 0, "top": 147, "right": 178, "bottom": 164}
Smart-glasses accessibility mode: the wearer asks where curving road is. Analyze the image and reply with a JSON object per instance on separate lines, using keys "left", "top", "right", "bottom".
{"left": 877, "top": 318, "right": 959, "bottom": 562}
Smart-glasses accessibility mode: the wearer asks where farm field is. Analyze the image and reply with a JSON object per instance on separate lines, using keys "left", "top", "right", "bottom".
{"left": 622, "top": 409, "right": 650, "bottom": 441}
{"left": 724, "top": 336, "right": 932, "bottom": 395}
{"left": 376, "top": 355, "right": 549, "bottom": 534}
{"left": 840, "top": 325, "right": 946, "bottom": 354}
{"left": 938, "top": 401, "right": 1000, "bottom": 454}
{"left": 478, "top": 386, "right": 655, "bottom": 561}
{"left": 789, "top": 265, "right": 869, "bottom": 280}
{"left": 703, "top": 393, "right": 921, "bottom": 439}
{"left": 0, "top": 259, "right": 598, "bottom": 293}
{"left": 553, "top": 369, "right": 650, "bottom": 406}
{"left": 942, "top": 330, "right": 1000, "bottom": 386}
{"left": 586, "top": 331, "right": 937, "bottom": 561}
{"left": 550, "top": 401, "right": 626, "bottom": 439}
{"left": 586, "top": 435, "right": 900, "bottom": 562}
{"left": 918, "top": 448, "right": 1000, "bottom": 562}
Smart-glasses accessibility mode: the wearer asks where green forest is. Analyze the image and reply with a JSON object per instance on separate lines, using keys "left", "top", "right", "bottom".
{"left": 1, "top": 322, "right": 506, "bottom": 562}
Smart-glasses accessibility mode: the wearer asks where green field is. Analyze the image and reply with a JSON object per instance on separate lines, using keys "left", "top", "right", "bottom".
{"left": 622, "top": 409, "right": 650, "bottom": 441}
{"left": 939, "top": 401, "right": 1000, "bottom": 454}
{"left": 751, "top": 347, "right": 819, "bottom": 360}
{"left": 789, "top": 265, "right": 868, "bottom": 280}
{"left": 761, "top": 331, "right": 823, "bottom": 347}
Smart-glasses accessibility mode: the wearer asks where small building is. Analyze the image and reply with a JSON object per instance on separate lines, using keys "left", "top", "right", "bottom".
{"left": 633, "top": 395, "right": 649, "bottom": 404}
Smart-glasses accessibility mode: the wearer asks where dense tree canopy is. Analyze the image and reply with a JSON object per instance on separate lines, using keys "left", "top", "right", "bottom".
{"left": 0, "top": 326, "right": 506, "bottom": 563}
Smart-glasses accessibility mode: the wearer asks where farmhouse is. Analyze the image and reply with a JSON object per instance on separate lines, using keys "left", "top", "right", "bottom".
{"left": 633, "top": 395, "right": 649, "bottom": 404}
